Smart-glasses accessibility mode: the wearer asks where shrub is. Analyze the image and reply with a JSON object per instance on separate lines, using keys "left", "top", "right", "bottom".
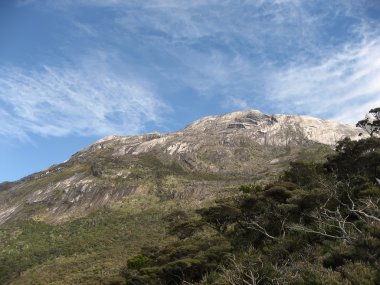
{"left": 127, "top": 255, "right": 152, "bottom": 270}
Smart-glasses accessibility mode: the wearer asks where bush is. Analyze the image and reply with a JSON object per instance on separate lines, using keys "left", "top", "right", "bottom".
{"left": 127, "top": 255, "right": 152, "bottom": 270}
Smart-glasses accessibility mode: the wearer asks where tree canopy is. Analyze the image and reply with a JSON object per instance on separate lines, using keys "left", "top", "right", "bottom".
{"left": 356, "top": 107, "right": 380, "bottom": 136}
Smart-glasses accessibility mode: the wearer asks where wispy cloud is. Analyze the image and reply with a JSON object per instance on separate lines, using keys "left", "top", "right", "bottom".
{"left": 0, "top": 65, "right": 167, "bottom": 139}
{"left": 0, "top": 108, "right": 28, "bottom": 141}
{"left": 266, "top": 39, "right": 380, "bottom": 123}
{"left": 72, "top": 21, "right": 97, "bottom": 37}
{"left": 112, "top": 0, "right": 378, "bottom": 111}
{"left": 7, "top": 0, "right": 380, "bottom": 132}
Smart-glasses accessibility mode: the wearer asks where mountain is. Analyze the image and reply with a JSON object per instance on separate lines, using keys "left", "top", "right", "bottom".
{"left": 0, "top": 110, "right": 369, "bottom": 285}
{"left": 0, "top": 110, "right": 362, "bottom": 226}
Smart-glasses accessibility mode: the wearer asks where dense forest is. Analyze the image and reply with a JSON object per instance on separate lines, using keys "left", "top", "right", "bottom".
{"left": 121, "top": 136, "right": 380, "bottom": 285}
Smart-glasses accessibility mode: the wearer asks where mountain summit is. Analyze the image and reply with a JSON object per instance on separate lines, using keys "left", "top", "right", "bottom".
{"left": 0, "top": 110, "right": 362, "bottom": 225}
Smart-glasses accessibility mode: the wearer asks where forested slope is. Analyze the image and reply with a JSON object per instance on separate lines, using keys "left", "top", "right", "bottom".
{"left": 122, "top": 137, "right": 380, "bottom": 285}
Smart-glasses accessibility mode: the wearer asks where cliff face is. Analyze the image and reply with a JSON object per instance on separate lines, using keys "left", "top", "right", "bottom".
{"left": 0, "top": 110, "right": 363, "bottom": 225}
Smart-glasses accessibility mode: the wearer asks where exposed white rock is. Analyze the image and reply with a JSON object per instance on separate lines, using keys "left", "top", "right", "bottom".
{"left": 76, "top": 110, "right": 364, "bottom": 159}
{"left": 270, "top": 158, "right": 280, "bottom": 164}
{"left": 166, "top": 142, "right": 189, "bottom": 155}
{"left": 0, "top": 206, "right": 19, "bottom": 224}
{"left": 0, "top": 110, "right": 366, "bottom": 225}
{"left": 96, "top": 135, "right": 120, "bottom": 143}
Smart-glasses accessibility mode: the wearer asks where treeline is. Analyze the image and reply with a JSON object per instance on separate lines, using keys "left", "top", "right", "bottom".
{"left": 121, "top": 136, "right": 380, "bottom": 285}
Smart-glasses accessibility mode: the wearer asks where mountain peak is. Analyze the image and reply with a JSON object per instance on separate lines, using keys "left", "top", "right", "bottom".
{"left": 180, "top": 110, "right": 361, "bottom": 144}
{"left": 0, "top": 110, "right": 364, "bottom": 225}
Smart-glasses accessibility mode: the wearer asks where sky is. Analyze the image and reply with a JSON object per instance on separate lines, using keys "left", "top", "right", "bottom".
{"left": 0, "top": 0, "right": 380, "bottom": 182}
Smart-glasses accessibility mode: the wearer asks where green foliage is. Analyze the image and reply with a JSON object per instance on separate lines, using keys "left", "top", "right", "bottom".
{"left": 167, "top": 220, "right": 205, "bottom": 240}
{"left": 0, "top": 207, "right": 168, "bottom": 285}
{"left": 121, "top": 210, "right": 231, "bottom": 285}
{"left": 325, "top": 137, "right": 380, "bottom": 182}
{"left": 2, "top": 135, "right": 379, "bottom": 285}
{"left": 194, "top": 137, "right": 380, "bottom": 285}
{"left": 196, "top": 202, "right": 241, "bottom": 233}
{"left": 127, "top": 255, "right": 152, "bottom": 270}
{"left": 122, "top": 236, "right": 231, "bottom": 285}
{"left": 356, "top": 107, "right": 380, "bottom": 136}
{"left": 282, "top": 161, "right": 321, "bottom": 187}
{"left": 239, "top": 183, "right": 263, "bottom": 193}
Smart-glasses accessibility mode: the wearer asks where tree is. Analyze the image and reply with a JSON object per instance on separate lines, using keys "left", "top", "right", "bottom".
{"left": 356, "top": 107, "right": 380, "bottom": 137}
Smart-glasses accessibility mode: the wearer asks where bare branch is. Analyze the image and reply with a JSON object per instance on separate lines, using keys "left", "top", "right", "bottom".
{"left": 245, "top": 220, "right": 278, "bottom": 240}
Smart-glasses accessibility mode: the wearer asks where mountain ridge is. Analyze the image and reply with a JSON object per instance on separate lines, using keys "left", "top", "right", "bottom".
{"left": 0, "top": 110, "right": 363, "bottom": 225}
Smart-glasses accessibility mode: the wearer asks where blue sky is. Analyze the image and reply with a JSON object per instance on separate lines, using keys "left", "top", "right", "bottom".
{"left": 0, "top": 0, "right": 380, "bottom": 182}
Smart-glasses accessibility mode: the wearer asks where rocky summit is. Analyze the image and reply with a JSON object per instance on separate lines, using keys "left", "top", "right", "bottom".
{"left": 0, "top": 110, "right": 362, "bottom": 225}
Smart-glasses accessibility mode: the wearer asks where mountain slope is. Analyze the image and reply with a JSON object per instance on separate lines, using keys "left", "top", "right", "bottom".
{"left": 0, "top": 110, "right": 367, "bottom": 285}
{"left": 0, "top": 110, "right": 362, "bottom": 225}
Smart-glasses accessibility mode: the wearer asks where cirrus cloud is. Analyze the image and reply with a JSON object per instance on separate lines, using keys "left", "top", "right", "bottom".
{"left": 0, "top": 65, "right": 167, "bottom": 139}
{"left": 266, "top": 39, "right": 380, "bottom": 123}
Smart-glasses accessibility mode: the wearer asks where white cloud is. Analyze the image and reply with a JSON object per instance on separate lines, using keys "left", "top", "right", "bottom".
{"left": 106, "top": 0, "right": 374, "bottom": 122}
{"left": 112, "top": 0, "right": 376, "bottom": 102}
{"left": 266, "top": 39, "right": 380, "bottom": 123}
{"left": 222, "top": 97, "right": 249, "bottom": 109}
{"left": 11, "top": 0, "right": 380, "bottom": 125}
{"left": 0, "top": 66, "right": 167, "bottom": 139}
{"left": 0, "top": 109, "right": 28, "bottom": 141}
{"left": 72, "top": 21, "right": 97, "bottom": 37}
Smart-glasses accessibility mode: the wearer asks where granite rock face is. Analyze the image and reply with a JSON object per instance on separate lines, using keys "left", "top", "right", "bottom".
{"left": 0, "top": 110, "right": 364, "bottom": 224}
